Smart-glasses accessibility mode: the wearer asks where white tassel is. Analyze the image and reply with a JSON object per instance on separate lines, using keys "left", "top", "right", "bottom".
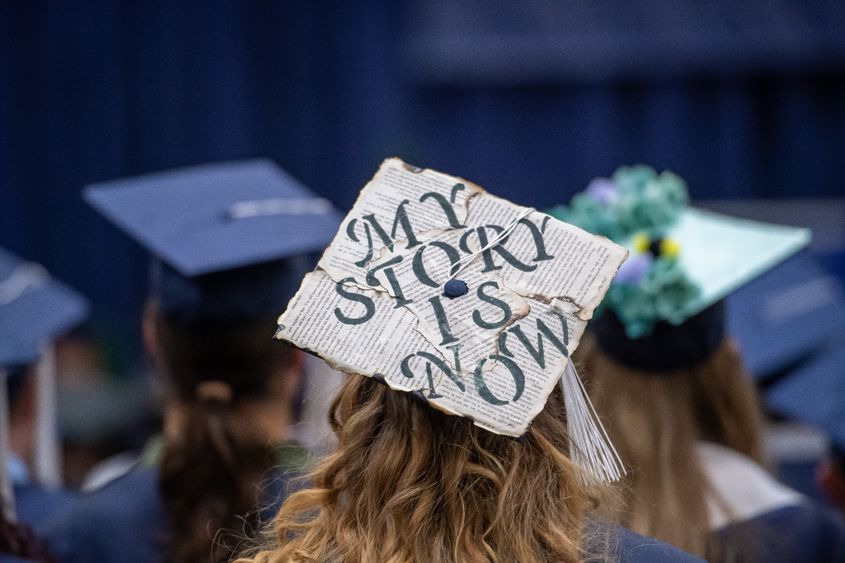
{"left": 560, "top": 359, "right": 625, "bottom": 483}
{"left": 35, "top": 344, "right": 62, "bottom": 489}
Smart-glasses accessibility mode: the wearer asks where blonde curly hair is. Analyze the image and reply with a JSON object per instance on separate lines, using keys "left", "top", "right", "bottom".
{"left": 238, "top": 373, "right": 609, "bottom": 563}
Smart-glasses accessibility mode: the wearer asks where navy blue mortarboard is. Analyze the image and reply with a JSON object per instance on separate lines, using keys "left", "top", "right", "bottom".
{"left": 0, "top": 248, "right": 89, "bottom": 368}
{"left": 767, "top": 336, "right": 845, "bottom": 454}
{"left": 727, "top": 251, "right": 845, "bottom": 382}
{"left": 84, "top": 160, "right": 342, "bottom": 324}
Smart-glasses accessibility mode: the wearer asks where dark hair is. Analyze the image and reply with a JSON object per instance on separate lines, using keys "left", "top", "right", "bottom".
{"left": 5, "top": 364, "right": 29, "bottom": 407}
{"left": 153, "top": 310, "right": 295, "bottom": 563}
{"left": 0, "top": 516, "right": 57, "bottom": 562}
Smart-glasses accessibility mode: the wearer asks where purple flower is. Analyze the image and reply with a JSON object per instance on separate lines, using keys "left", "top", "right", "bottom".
{"left": 615, "top": 253, "right": 653, "bottom": 285}
{"left": 585, "top": 178, "right": 619, "bottom": 205}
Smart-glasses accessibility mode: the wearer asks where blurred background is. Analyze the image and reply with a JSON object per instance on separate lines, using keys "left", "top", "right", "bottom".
{"left": 0, "top": 1, "right": 843, "bottom": 491}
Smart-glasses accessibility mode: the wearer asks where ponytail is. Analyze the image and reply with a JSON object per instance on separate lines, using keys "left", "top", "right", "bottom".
{"left": 159, "top": 397, "right": 273, "bottom": 562}
{"left": 152, "top": 312, "right": 293, "bottom": 563}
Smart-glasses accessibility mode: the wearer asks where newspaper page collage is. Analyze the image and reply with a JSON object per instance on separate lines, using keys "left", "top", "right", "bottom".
{"left": 277, "top": 158, "right": 627, "bottom": 436}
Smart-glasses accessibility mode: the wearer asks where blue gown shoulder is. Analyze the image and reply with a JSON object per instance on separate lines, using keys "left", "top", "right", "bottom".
{"left": 44, "top": 466, "right": 297, "bottom": 563}
{"left": 44, "top": 468, "right": 164, "bottom": 563}
{"left": 715, "top": 501, "right": 845, "bottom": 562}
{"left": 588, "top": 520, "right": 705, "bottom": 562}
{"left": 14, "top": 483, "right": 76, "bottom": 533}
{"left": 1, "top": 484, "right": 76, "bottom": 562}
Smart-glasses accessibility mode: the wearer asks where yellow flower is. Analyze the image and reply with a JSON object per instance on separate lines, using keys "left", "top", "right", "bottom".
{"left": 660, "top": 238, "right": 681, "bottom": 258}
{"left": 633, "top": 232, "right": 650, "bottom": 253}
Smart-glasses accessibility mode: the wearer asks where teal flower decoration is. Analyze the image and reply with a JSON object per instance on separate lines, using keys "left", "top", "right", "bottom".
{"left": 550, "top": 165, "right": 688, "bottom": 243}
{"left": 612, "top": 166, "right": 688, "bottom": 239}
{"left": 603, "top": 256, "right": 699, "bottom": 338}
{"left": 548, "top": 165, "right": 699, "bottom": 338}
{"left": 548, "top": 190, "right": 622, "bottom": 240}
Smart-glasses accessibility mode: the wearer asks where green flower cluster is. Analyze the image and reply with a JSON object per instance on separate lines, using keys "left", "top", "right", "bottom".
{"left": 547, "top": 165, "right": 699, "bottom": 338}
{"left": 548, "top": 165, "right": 689, "bottom": 241}
{"left": 603, "top": 255, "right": 699, "bottom": 338}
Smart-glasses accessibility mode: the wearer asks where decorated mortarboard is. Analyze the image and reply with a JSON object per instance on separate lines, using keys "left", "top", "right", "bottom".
{"left": 766, "top": 336, "right": 845, "bottom": 455}
{"left": 727, "top": 251, "right": 845, "bottom": 381}
{"left": 276, "top": 158, "right": 628, "bottom": 481}
{"left": 0, "top": 248, "right": 89, "bottom": 368}
{"left": 548, "top": 165, "right": 811, "bottom": 372}
{"left": 84, "top": 160, "right": 342, "bottom": 323}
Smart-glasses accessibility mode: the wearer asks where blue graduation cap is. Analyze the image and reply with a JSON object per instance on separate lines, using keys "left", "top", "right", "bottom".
{"left": 84, "top": 159, "right": 342, "bottom": 323}
{"left": 727, "top": 251, "right": 845, "bottom": 382}
{"left": 0, "top": 248, "right": 89, "bottom": 368}
{"left": 767, "top": 336, "right": 845, "bottom": 453}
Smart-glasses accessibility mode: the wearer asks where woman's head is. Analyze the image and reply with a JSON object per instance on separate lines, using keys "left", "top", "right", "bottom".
{"left": 579, "top": 335, "right": 766, "bottom": 557}
{"left": 147, "top": 302, "right": 301, "bottom": 417}
{"left": 145, "top": 302, "right": 303, "bottom": 563}
{"left": 243, "top": 374, "right": 600, "bottom": 563}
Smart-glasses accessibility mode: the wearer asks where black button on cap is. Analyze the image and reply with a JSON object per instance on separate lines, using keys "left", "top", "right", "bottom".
{"left": 443, "top": 279, "right": 469, "bottom": 298}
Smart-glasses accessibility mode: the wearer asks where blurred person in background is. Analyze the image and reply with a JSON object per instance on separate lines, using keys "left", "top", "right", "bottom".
{"left": 765, "top": 337, "right": 845, "bottom": 519}
{"left": 819, "top": 447, "right": 845, "bottom": 516}
{"left": 552, "top": 166, "right": 845, "bottom": 562}
{"left": 45, "top": 161, "right": 341, "bottom": 563}
{"left": 719, "top": 227, "right": 845, "bottom": 502}
{"left": 2, "top": 372, "right": 56, "bottom": 562}
{"left": 50, "top": 329, "right": 154, "bottom": 491}
{"left": 0, "top": 247, "right": 88, "bottom": 534}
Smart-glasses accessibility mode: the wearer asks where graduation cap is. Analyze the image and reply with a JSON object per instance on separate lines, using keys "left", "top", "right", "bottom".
{"left": 276, "top": 158, "right": 628, "bottom": 482}
{"left": 0, "top": 249, "right": 88, "bottom": 368}
{"left": 0, "top": 247, "right": 89, "bottom": 492}
{"left": 84, "top": 159, "right": 343, "bottom": 324}
{"left": 549, "top": 166, "right": 811, "bottom": 372}
{"left": 767, "top": 336, "right": 845, "bottom": 455}
{"left": 727, "top": 251, "right": 845, "bottom": 382}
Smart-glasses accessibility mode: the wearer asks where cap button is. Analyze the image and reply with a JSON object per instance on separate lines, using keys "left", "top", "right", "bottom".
{"left": 443, "top": 279, "right": 469, "bottom": 298}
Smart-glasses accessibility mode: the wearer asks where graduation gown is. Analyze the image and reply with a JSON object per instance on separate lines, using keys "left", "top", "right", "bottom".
{"left": 13, "top": 484, "right": 75, "bottom": 534}
{"left": 599, "top": 523, "right": 706, "bottom": 562}
{"left": 43, "top": 438, "right": 307, "bottom": 563}
{"left": 700, "top": 441, "right": 845, "bottom": 562}
{"left": 43, "top": 467, "right": 295, "bottom": 563}
{"left": 6, "top": 456, "right": 75, "bottom": 534}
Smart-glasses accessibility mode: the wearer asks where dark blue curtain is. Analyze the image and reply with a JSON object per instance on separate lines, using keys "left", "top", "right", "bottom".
{"left": 1, "top": 1, "right": 843, "bottom": 362}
